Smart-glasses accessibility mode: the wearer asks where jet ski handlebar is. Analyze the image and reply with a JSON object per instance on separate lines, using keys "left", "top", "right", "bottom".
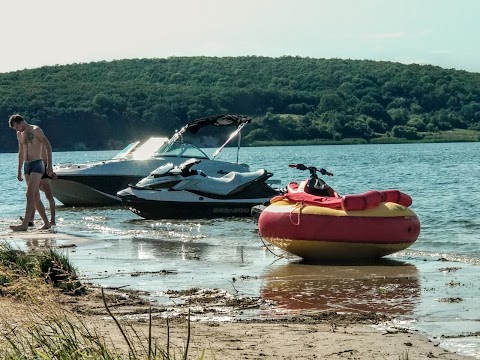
{"left": 288, "top": 163, "right": 334, "bottom": 177}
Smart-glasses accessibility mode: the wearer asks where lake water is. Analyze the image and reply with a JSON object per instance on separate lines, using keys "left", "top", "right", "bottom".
{"left": 1, "top": 142, "right": 479, "bottom": 358}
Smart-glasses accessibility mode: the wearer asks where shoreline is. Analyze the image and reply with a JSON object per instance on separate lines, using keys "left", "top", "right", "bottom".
{"left": 1, "top": 230, "right": 478, "bottom": 359}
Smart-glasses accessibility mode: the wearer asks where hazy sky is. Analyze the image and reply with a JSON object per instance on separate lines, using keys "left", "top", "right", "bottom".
{"left": 1, "top": 0, "right": 479, "bottom": 74}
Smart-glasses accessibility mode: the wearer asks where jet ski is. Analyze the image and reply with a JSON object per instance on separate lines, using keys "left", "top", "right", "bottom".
{"left": 117, "top": 158, "right": 280, "bottom": 219}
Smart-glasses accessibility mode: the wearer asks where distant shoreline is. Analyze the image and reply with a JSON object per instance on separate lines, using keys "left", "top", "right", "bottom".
{"left": 0, "top": 129, "right": 478, "bottom": 154}
{"left": 248, "top": 129, "right": 480, "bottom": 146}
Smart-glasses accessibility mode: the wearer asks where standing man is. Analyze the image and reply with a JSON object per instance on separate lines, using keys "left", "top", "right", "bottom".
{"left": 24, "top": 147, "right": 56, "bottom": 227}
{"left": 9, "top": 114, "right": 53, "bottom": 231}
{"left": 38, "top": 146, "right": 56, "bottom": 225}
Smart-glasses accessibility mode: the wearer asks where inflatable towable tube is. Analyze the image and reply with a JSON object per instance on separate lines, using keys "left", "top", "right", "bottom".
{"left": 272, "top": 188, "right": 412, "bottom": 211}
{"left": 342, "top": 189, "right": 412, "bottom": 211}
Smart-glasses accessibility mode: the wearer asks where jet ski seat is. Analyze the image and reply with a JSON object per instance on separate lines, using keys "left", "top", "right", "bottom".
{"left": 191, "top": 169, "right": 268, "bottom": 196}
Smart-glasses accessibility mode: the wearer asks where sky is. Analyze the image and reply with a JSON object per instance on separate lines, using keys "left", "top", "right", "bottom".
{"left": 1, "top": 0, "right": 479, "bottom": 74}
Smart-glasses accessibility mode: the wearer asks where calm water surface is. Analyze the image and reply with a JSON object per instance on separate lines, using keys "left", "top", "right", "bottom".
{"left": 1, "top": 142, "right": 479, "bottom": 358}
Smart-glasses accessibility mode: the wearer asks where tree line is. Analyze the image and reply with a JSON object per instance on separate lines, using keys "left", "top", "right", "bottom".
{"left": 1, "top": 56, "right": 479, "bottom": 152}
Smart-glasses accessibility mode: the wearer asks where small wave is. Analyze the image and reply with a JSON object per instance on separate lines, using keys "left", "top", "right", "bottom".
{"left": 400, "top": 250, "right": 480, "bottom": 265}
{"left": 437, "top": 337, "right": 480, "bottom": 359}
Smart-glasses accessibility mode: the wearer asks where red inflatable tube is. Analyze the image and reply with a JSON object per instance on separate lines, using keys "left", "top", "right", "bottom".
{"left": 342, "top": 190, "right": 383, "bottom": 211}
{"left": 379, "top": 189, "right": 413, "bottom": 207}
{"left": 342, "top": 189, "right": 413, "bottom": 211}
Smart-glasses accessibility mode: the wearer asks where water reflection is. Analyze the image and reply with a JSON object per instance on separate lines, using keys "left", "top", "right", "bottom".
{"left": 261, "top": 259, "right": 420, "bottom": 315}
{"left": 129, "top": 236, "right": 252, "bottom": 265}
{"left": 131, "top": 237, "right": 210, "bottom": 260}
{"left": 26, "top": 237, "right": 57, "bottom": 251}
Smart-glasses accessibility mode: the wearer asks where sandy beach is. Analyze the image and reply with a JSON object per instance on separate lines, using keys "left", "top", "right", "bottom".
{"left": 0, "top": 284, "right": 472, "bottom": 360}
{"left": 1, "top": 230, "right": 474, "bottom": 359}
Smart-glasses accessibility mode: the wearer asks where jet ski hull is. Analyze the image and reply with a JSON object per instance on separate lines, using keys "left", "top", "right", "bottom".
{"left": 118, "top": 188, "right": 271, "bottom": 219}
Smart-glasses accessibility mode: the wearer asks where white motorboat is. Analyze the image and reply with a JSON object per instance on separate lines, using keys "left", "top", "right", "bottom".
{"left": 51, "top": 114, "right": 253, "bottom": 206}
{"left": 117, "top": 158, "right": 280, "bottom": 219}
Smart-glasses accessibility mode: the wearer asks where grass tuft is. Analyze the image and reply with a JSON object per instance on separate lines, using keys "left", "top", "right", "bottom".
{"left": 38, "top": 248, "right": 86, "bottom": 295}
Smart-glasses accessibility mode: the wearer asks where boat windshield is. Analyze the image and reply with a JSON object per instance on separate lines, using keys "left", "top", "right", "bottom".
{"left": 112, "top": 141, "right": 140, "bottom": 159}
{"left": 153, "top": 141, "right": 209, "bottom": 159}
{"left": 111, "top": 137, "right": 169, "bottom": 161}
{"left": 130, "top": 137, "right": 169, "bottom": 160}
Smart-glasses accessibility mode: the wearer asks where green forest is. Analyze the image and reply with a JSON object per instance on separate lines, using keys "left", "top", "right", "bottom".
{"left": 1, "top": 56, "right": 480, "bottom": 152}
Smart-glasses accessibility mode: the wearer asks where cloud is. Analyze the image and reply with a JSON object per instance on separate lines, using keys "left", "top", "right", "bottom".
{"left": 430, "top": 49, "right": 452, "bottom": 55}
{"left": 395, "top": 57, "right": 429, "bottom": 66}
{"left": 358, "top": 32, "right": 407, "bottom": 40}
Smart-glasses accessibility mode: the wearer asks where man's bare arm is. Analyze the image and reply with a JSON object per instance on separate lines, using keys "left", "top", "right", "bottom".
{"left": 16, "top": 132, "right": 24, "bottom": 181}
{"left": 36, "top": 128, "right": 53, "bottom": 176}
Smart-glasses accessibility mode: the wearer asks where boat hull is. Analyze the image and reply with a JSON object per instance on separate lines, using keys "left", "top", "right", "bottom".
{"left": 258, "top": 200, "right": 420, "bottom": 260}
{"left": 51, "top": 176, "right": 143, "bottom": 206}
{"left": 52, "top": 158, "right": 250, "bottom": 206}
{"left": 119, "top": 188, "right": 272, "bottom": 219}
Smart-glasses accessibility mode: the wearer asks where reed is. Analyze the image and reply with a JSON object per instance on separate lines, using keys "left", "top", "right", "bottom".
{"left": 0, "top": 302, "right": 196, "bottom": 359}
{"left": 0, "top": 242, "right": 201, "bottom": 359}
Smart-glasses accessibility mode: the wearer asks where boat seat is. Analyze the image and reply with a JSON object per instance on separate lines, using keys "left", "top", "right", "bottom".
{"left": 190, "top": 169, "right": 267, "bottom": 196}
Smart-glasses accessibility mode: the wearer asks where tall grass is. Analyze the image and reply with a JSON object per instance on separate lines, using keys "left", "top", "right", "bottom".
{"left": 0, "top": 242, "right": 201, "bottom": 359}
{"left": 0, "top": 297, "right": 196, "bottom": 359}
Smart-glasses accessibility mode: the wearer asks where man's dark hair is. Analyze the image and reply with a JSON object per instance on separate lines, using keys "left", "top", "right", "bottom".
{"left": 8, "top": 114, "right": 24, "bottom": 128}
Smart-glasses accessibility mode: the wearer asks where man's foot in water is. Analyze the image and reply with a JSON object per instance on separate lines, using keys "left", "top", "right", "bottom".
{"left": 10, "top": 224, "right": 29, "bottom": 231}
{"left": 19, "top": 217, "right": 35, "bottom": 227}
{"left": 38, "top": 223, "right": 51, "bottom": 230}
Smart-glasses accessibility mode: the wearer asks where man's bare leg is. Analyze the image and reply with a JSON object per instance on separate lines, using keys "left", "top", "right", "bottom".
{"left": 40, "top": 179, "right": 56, "bottom": 225}
{"left": 29, "top": 193, "right": 43, "bottom": 226}
{"left": 10, "top": 173, "right": 49, "bottom": 231}
{"left": 35, "top": 190, "right": 51, "bottom": 230}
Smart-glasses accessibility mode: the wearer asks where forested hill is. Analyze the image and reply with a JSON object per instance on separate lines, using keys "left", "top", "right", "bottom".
{"left": 1, "top": 56, "right": 480, "bottom": 152}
